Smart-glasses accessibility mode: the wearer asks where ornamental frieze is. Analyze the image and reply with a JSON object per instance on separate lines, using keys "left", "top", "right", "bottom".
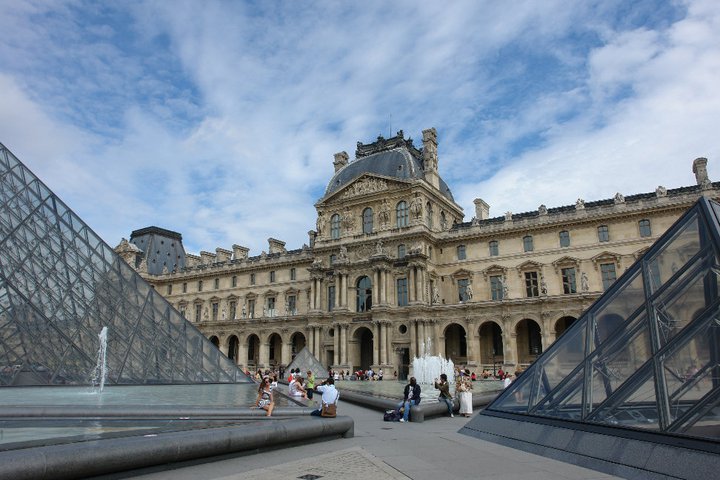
{"left": 341, "top": 177, "right": 388, "bottom": 198}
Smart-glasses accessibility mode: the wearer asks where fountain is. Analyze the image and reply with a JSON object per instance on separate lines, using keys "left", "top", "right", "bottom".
{"left": 91, "top": 326, "right": 108, "bottom": 392}
{"left": 411, "top": 337, "right": 455, "bottom": 385}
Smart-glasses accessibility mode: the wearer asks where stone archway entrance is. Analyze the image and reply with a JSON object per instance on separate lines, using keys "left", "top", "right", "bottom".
{"left": 444, "top": 323, "right": 467, "bottom": 365}
{"left": 268, "top": 333, "right": 282, "bottom": 367}
{"left": 352, "top": 326, "right": 374, "bottom": 371}
{"left": 516, "top": 319, "right": 542, "bottom": 365}
{"left": 227, "top": 335, "right": 239, "bottom": 363}
{"left": 478, "top": 321, "right": 504, "bottom": 372}
{"left": 247, "top": 334, "right": 260, "bottom": 369}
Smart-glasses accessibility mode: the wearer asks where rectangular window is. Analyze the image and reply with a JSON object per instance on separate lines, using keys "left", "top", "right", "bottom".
{"left": 523, "top": 236, "right": 534, "bottom": 252}
{"left": 248, "top": 299, "right": 255, "bottom": 318}
{"left": 232, "top": 275, "right": 237, "bottom": 287}
{"left": 250, "top": 273, "right": 255, "bottom": 285}
{"left": 525, "top": 271, "right": 539, "bottom": 297}
{"left": 180, "top": 306, "right": 186, "bottom": 318}
{"left": 212, "top": 302, "right": 219, "bottom": 321}
{"left": 600, "top": 263, "right": 617, "bottom": 290}
{"left": 290, "top": 268, "right": 296, "bottom": 280}
{"left": 269, "top": 271, "right": 275, "bottom": 283}
{"left": 457, "top": 245, "right": 466, "bottom": 260}
{"left": 490, "top": 275, "right": 504, "bottom": 301}
{"left": 328, "top": 285, "right": 335, "bottom": 311}
{"left": 194, "top": 304, "right": 201, "bottom": 322}
{"left": 214, "top": 278, "right": 219, "bottom": 289}
{"left": 458, "top": 278, "right": 470, "bottom": 302}
{"left": 229, "top": 301, "right": 237, "bottom": 320}
{"left": 639, "top": 219, "right": 652, "bottom": 237}
{"left": 559, "top": 230, "right": 570, "bottom": 248}
{"left": 330, "top": 254, "right": 336, "bottom": 265}
{"left": 398, "top": 244, "right": 406, "bottom": 259}
{"left": 397, "top": 278, "right": 408, "bottom": 306}
{"left": 198, "top": 280, "right": 203, "bottom": 292}
{"left": 267, "top": 297, "right": 276, "bottom": 316}
{"left": 166, "top": 284, "right": 172, "bottom": 295}
{"left": 598, "top": 225, "right": 610, "bottom": 242}
{"left": 489, "top": 240, "right": 499, "bottom": 257}
{"left": 182, "top": 282, "right": 187, "bottom": 293}
{"left": 562, "top": 267, "right": 577, "bottom": 294}
{"left": 288, "top": 295, "right": 296, "bottom": 315}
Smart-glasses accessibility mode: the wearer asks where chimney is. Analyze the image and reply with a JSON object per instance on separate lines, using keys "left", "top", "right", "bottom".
{"left": 333, "top": 151, "right": 349, "bottom": 172}
{"left": 215, "top": 248, "right": 232, "bottom": 263}
{"left": 232, "top": 244, "right": 249, "bottom": 260}
{"left": 268, "top": 238, "right": 286, "bottom": 254}
{"left": 200, "top": 251, "right": 216, "bottom": 265}
{"left": 422, "top": 128, "right": 438, "bottom": 172}
{"left": 474, "top": 198, "right": 490, "bottom": 220}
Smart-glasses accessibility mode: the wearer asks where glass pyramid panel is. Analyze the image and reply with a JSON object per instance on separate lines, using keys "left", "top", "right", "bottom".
{"left": 0, "top": 143, "right": 250, "bottom": 385}
{"left": 485, "top": 198, "right": 720, "bottom": 442}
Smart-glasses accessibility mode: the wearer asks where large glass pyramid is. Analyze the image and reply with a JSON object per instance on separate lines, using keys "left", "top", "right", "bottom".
{"left": 486, "top": 196, "right": 720, "bottom": 442}
{"left": 0, "top": 143, "right": 249, "bottom": 385}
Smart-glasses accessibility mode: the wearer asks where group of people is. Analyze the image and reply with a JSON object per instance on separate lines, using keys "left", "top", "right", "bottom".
{"left": 396, "top": 372, "right": 474, "bottom": 422}
{"left": 254, "top": 368, "right": 339, "bottom": 418}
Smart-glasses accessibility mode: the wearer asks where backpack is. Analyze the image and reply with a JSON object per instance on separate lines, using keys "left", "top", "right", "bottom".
{"left": 383, "top": 409, "right": 403, "bottom": 422}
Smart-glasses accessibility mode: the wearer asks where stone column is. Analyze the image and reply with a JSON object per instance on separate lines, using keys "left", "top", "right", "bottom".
{"left": 414, "top": 266, "right": 422, "bottom": 304}
{"left": 219, "top": 339, "right": 229, "bottom": 357}
{"left": 281, "top": 341, "right": 292, "bottom": 366}
{"left": 409, "top": 319, "right": 417, "bottom": 360}
{"left": 315, "top": 327, "right": 322, "bottom": 361}
{"left": 372, "top": 322, "right": 380, "bottom": 366}
{"left": 259, "top": 342, "right": 269, "bottom": 368}
{"left": 333, "top": 325, "right": 339, "bottom": 366}
{"left": 237, "top": 343, "right": 248, "bottom": 369}
{"left": 466, "top": 326, "right": 478, "bottom": 367}
{"left": 380, "top": 322, "right": 388, "bottom": 364}
{"left": 334, "top": 279, "right": 340, "bottom": 311}
{"left": 507, "top": 333, "right": 519, "bottom": 368}
{"left": 341, "top": 324, "right": 348, "bottom": 365}
{"left": 408, "top": 267, "right": 416, "bottom": 303}
{"left": 419, "top": 267, "right": 427, "bottom": 303}
{"left": 418, "top": 320, "right": 426, "bottom": 355}
{"left": 385, "top": 322, "right": 392, "bottom": 366}
{"left": 310, "top": 279, "right": 316, "bottom": 310}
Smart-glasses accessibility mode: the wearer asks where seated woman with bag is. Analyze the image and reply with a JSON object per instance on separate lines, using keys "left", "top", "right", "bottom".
{"left": 254, "top": 377, "right": 274, "bottom": 417}
{"left": 310, "top": 377, "right": 339, "bottom": 417}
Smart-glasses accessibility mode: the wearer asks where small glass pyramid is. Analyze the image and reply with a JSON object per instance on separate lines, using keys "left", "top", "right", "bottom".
{"left": 286, "top": 347, "right": 329, "bottom": 380}
{"left": 0, "top": 143, "right": 249, "bottom": 385}
{"left": 487, "top": 197, "right": 720, "bottom": 442}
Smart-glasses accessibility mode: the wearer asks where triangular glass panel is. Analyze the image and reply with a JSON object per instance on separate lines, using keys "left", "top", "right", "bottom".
{"left": 591, "top": 366, "right": 660, "bottom": 431}
{"left": 0, "top": 143, "right": 250, "bottom": 385}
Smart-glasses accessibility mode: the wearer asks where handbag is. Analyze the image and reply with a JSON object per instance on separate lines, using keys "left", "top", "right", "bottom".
{"left": 321, "top": 391, "right": 339, "bottom": 417}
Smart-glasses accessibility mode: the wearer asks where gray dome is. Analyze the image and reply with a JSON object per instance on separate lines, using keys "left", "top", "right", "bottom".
{"left": 324, "top": 147, "right": 454, "bottom": 201}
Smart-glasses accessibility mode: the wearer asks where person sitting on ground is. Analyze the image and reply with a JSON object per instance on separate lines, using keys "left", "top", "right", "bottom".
{"left": 311, "top": 377, "right": 340, "bottom": 416}
{"left": 471, "top": 371, "right": 477, "bottom": 381}
{"left": 254, "top": 376, "right": 274, "bottom": 417}
{"left": 398, "top": 376, "right": 421, "bottom": 423}
{"left": 434, "top": 373, "right": 454, "bottom": 417}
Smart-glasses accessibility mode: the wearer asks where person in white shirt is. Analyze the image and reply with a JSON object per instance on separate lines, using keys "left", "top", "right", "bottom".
{"left": 310, "top": 377, "right": 339, "bottom": 416}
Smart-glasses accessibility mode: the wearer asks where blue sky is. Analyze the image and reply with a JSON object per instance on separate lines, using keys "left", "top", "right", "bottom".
{"left": 1, "top": 0, "right": 718, "bottom": 255}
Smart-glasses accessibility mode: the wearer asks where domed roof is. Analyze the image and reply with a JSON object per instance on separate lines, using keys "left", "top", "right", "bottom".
{"left": 324, "top": 138, "right": 454, "bottom": 201}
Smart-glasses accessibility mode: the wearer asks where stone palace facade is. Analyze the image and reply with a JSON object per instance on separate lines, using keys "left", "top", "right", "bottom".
{"left": 116, "top": 129, "right": 718, "bottom": 378}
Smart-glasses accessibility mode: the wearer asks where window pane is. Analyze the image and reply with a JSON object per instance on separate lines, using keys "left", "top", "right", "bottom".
{"left": 396, "top": 201, "right": 408, "bottom": 227}
{"left": 363, "top": 208, "right": 373, "bottom": 234}
{"left": 559, "top": 230, "right": 570, "bottom": 248}
{"left": 489, "top": 241, "right": 499, "bottom": 256}
{"left": 458, "top": 278, "right": 469, "bottom": 302}
{"left": 639, "top": 219, "right": 652, "bottom": 237}
{"left": 598, "top": 225, "right": 609, "bottom": 242}
{"left": 490, "top": 275, "right": 504, "bottom": 300}
{"left": 457, "top": 245, "right": 466, "bottom": 260}
{"left": 600, "top": 263, "right": 617, "bottom": 290}
{"left": 397, "top": 244, "right": 405, "bottom": 259}
{"left": 331, "top": 214, "right": 340, "bottom": 239}
{"left": 397, "top": 278, "right": 408, "bottom": 306}
{"left": 562, "top": 268, "right": 577, "bottom": 294}
{"left": 525, "top": 272, "right": 539, "bottom": 297}
{"left": 523, "top": 236, "right": 533, "bottom": 252}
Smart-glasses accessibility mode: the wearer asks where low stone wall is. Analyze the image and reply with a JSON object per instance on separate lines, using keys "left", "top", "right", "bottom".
{"left": 0, "top": 415, "right": 354, "bottom": 480}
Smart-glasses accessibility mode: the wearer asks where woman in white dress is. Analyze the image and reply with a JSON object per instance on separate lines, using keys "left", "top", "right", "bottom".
{"left": 457, "top": 377, "right": 473, "bottom": 417}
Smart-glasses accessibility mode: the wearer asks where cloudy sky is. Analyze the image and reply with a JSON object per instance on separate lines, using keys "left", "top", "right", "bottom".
{"left": 1, "top": 0, "right": 718, "bottom": 255}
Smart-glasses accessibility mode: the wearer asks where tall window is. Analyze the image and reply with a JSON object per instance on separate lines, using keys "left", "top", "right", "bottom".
{"left": 167, "top": 284, "right": 172, "bottom": 295}
{"left": 426, "top": 202, "right": 433, "bottom": 228}
{"left": 396, "top": 201, "right": 408, "bottom": 227}
{"left": 598, "top": 225, "right": 610, "bottom": 242}
{"left": 490, "top": 275, "right": 504, "bottom": 300}
{"left": 214, "top": 278, "right": 219, "bottom": 289}
{"left": 362, "top": 208, "right": 374, "bottom": 234}
{"left": 457, "top": 244, "right": 466, "bottom": 260}
{"left": 489, "top": 240, "right": 499, "bottom": 257}
{"left": 523, "top": 235, "right": 534, "bottom": 252}
{"left": 212, "top": 302, "right": 218, "bottom": 321}
{"left": 559, "top": 230, "right": 570, "bottom": 248}
{"left": 288, "top": 295, "right": 296, "bottom": 314}
{"left": 198, "top": 280, "right": 203, "bottom": 292}
{"left": 267, "top": 297, "right": 276, "bottom": 316}
{"left": 330, "top": 214, "right": 341, "bottom": 239}
{"left": 492, "top": 323, "right": 503, "bottom": 355}
{"left": 250, "top": 273, "right": 255, "bottom": 285}
{"left": 639, "top": 219, "right": 652, "bottom": 237}
{"left": 248, "top": 299, "right": 255, "bottom": 318}
{"left": 180, "top": 306, "right": 186, "bottom": 318}
{"left": 195, "top": 304, "right": 202, "bottom": 322}
{"left": 562, "top": 267, "right": 577, "bottom": 294}
{"left": 330, "top": 254, "right": 336, "bottom": 265}
{"left": 229, "top": 300, "right": 237, "bottom": 319}
{"left": 269, "top": 271, "right": 275, "bottom": 283}
{"left": 458, "top": 278, "right": 470, "bottom": 302}
{"left": 397, "top": 244, "right": 406, "bottom": 259}
{"left": 290, "top": 268, "right": 296, "bottom": 280}
{"left": 328, "top": 285, "right": 335, "bottom": 311}
{"left": 600, "top": 263, "right": 617, "bottom": 290}
{"left": 525, "top": 271, "right": 539, "bottom": 297}
{"left": 182, "top": 282, "right": 187, "bottom": 293}
{"left": 397, "top": 278, "right": 408, "bottom": 306}
{"left": 232, "top": 275, "right": 237, "bottom": 287}
{"left": 356, "top": 276, "right": 372, "bottom": 312}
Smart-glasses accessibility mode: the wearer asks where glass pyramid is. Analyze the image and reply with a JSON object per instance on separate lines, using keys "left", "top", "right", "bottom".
{"left": 487, "top": 197, "right": 720, "bottom": 442}
{"left": 0, "top": 143, "right": 249, "bottom": 385}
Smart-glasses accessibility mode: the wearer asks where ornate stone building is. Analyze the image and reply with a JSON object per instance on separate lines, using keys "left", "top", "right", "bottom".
{"left": 117, "top": 129, "right": 718, "bottom": 378}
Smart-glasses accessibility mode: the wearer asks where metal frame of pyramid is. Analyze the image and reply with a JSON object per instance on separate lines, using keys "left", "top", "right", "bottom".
{"left": 285, "top": 347, "right": 329, "bottom": 380}
{"left": 0, "top": 143, "right": 250, "bottom": 385}
{"left": 464, "top": 197, "right": 720, "bottom": 474}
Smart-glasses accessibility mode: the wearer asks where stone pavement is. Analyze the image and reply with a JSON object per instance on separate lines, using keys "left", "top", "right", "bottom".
{"left": 124, "top": 400, "right": 624, "bottom": 480}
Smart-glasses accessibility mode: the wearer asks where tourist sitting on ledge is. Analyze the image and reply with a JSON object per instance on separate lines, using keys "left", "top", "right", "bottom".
{"left": 311, "top": 377, "right": 339, "bottom": 417}
{"left": 254, "top": 377, "right": 274, "bottom": 417}
{"left": 397, "top": 376, "right": 421, "bottom": 423}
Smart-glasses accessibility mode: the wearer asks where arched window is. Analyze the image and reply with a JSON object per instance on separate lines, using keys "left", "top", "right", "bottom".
{"left": 396, "top": 201, "right": 408, "bottom": 227}
{"left": 330, "top": 214, "right": 340, "bottom": 239}
{"left": 362, "top": 208, "right": 373, "bottom": 234}
{"left": 356, "top": 276, "right": 372, "bottom": 312}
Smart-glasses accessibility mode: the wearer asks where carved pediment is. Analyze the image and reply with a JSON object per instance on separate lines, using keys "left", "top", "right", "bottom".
{"left": 481, "top": 264, "right": 507, "bottom": 279}
{"left": 516, "top": 260, "right": 544, "bottom": 275}
{"left": 591, "top": 251, "right": 622, "bottom": 269}
{"left": 552, "top": 256, "right": 580, "bottom": 273}
{"left": 450, "top": 268, "right": 474, "bottom": 283}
